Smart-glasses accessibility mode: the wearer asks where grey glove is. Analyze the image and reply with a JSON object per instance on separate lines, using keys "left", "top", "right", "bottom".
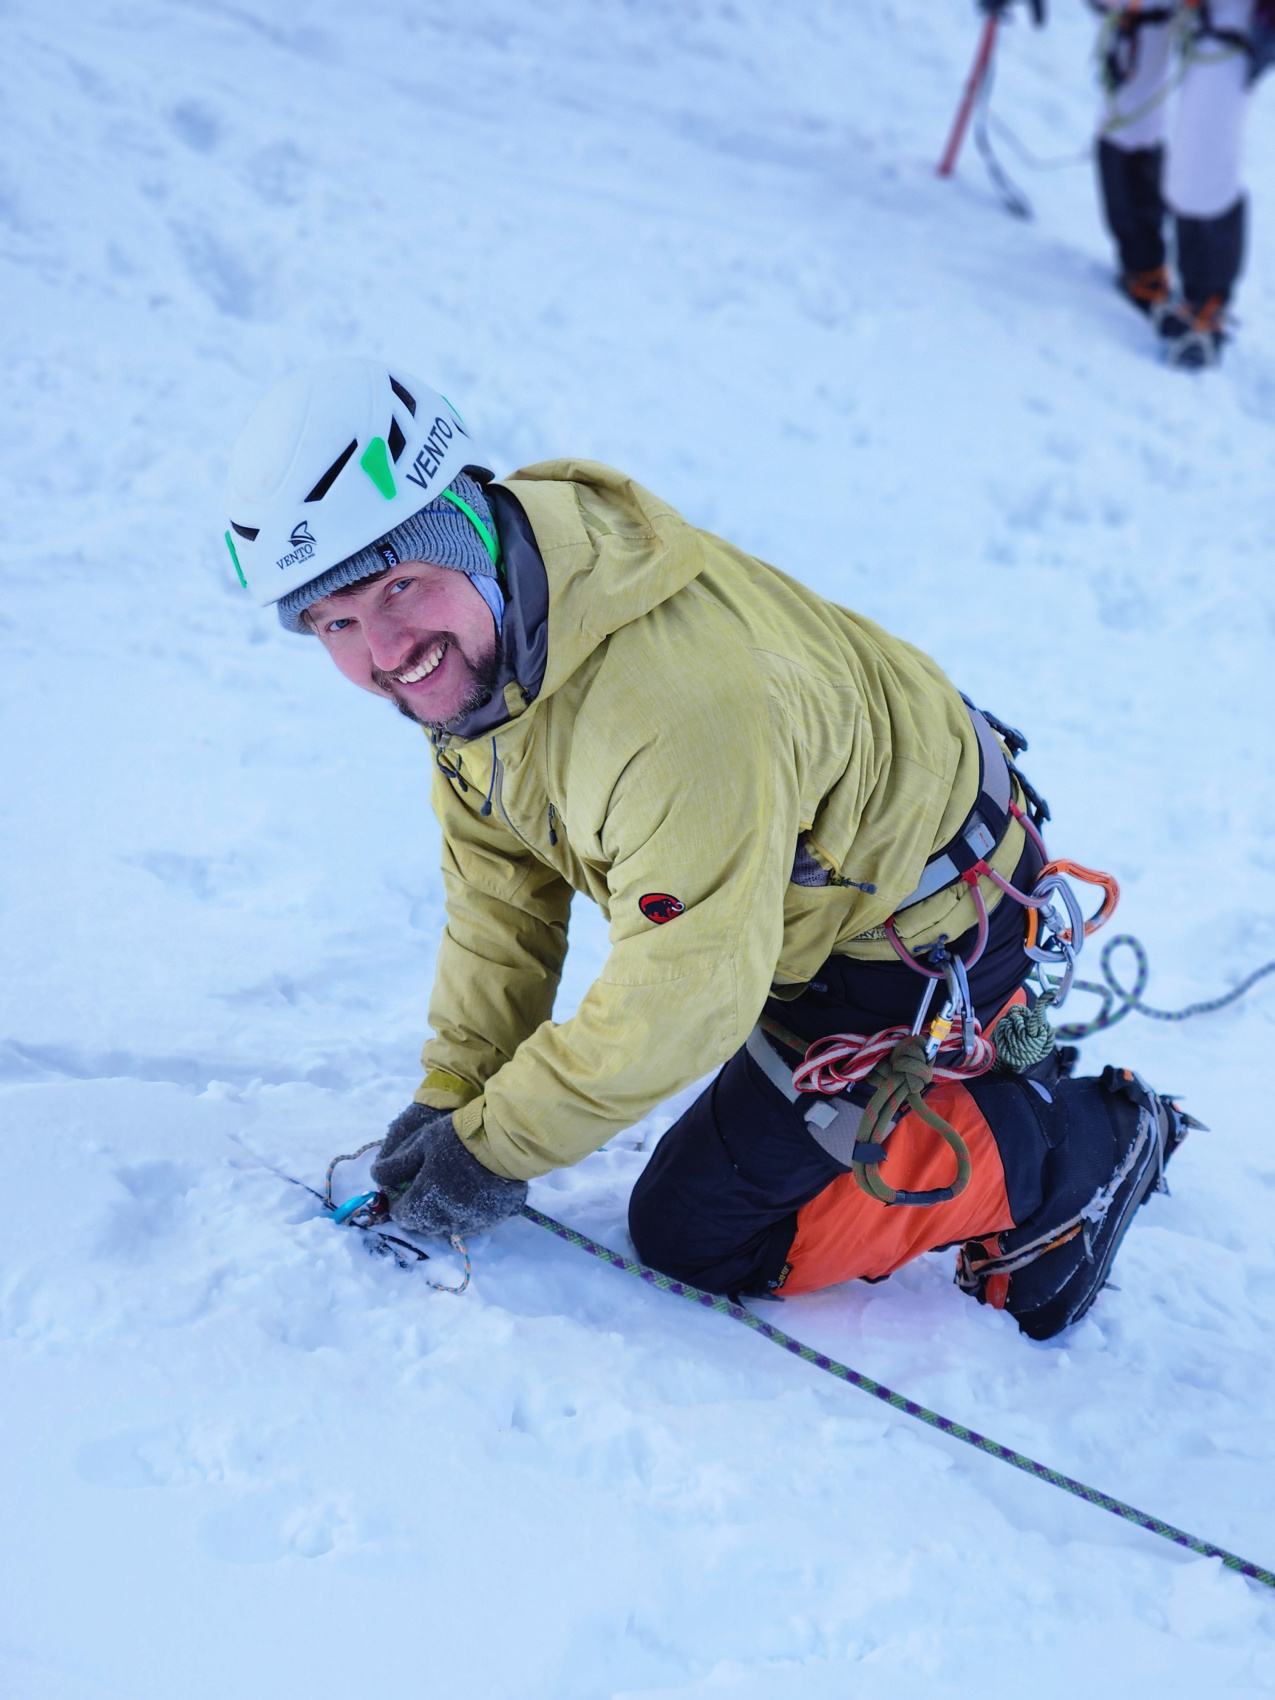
{"left": 371, "top": 1102, "right": 527, "bottom": 1239}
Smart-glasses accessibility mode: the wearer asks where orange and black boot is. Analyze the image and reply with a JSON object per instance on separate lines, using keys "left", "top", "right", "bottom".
{"left": 1118, "top": 263, "right": 1172, "bottom": 324}
{"left": 956, "top": 1069, "right": 1196, "bottom": 1340}
{"left": 1097, "top": 137, "right": 1168, "bottom": 313}
{"left": 1162, "top": 197, "right": 1245, "bottom": 368}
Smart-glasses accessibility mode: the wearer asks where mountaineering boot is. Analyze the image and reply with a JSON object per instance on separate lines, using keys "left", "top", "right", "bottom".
{"left": 1161, "top": 295, "right": 1229, "bottom": 369}
{"left": 957, "top": 1067, "right": 1195, "bottom": 1340}
{"left": 1119, "top": 263, "right": 1172, "bottom": 322}
{"left": 1097, "top": 138, "right": 1168, "bottom": 312}
{"left": 1162, "top": 197, "right": 1246, "bottom": 368}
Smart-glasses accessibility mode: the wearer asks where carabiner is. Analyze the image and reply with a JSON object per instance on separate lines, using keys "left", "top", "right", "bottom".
{"left": 332, "top": 1189, "right": 383, "bottom": 1226}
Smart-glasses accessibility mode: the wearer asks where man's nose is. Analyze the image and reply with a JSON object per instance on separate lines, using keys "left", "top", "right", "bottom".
{"left": 363, "top": 606, "right": 417, "bottom": 672}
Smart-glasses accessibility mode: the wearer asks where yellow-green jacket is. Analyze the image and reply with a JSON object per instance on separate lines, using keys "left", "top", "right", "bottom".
{"left": 417, "top": 461, "right": 1024, "bottom": 1180}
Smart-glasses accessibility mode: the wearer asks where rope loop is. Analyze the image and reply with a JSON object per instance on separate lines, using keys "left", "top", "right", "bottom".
{"left": 793, "top": 1017, "right": 995, "bottom": 1097}
{"left": 1054, "top": 934, "right": 1275, "bottom": 1041}
{"left": 794, "top": 1024, "right": 993, "bottom": 1207}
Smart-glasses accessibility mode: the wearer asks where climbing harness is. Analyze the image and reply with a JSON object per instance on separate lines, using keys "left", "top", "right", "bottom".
{"left": 779, "top": 705, "right": 1122, "bottom": 1210}
{"left": 1094, "top": 0, "right": 1258, "bottom": 134}
{"left": 941, "top": 2, "right": 1272, "bottom": 220}
{"left": 779, "top": 956, "right": 997, "bottom": 1207}
{"left": 948, "top": 2, "right": 1265, "bottom": 209}
{"left": 1095, "top": 1, "right": 1183, "bottom": 111}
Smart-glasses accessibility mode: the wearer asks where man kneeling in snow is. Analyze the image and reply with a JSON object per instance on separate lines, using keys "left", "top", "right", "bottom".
{"left": 225, "top": 359, "right": 1188, "bottom": 1340}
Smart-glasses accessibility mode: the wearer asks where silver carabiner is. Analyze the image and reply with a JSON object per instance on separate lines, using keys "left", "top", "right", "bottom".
{"left": 1024, "top": 873, "right": 1086, "bottom": 968}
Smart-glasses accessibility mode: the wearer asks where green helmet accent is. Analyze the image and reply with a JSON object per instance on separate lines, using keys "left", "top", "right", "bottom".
{"left": 359, "top": 436, "right": 397, "bottom": 500}
{"left": 224, "top": 530, "right": 248, "bottom": 589}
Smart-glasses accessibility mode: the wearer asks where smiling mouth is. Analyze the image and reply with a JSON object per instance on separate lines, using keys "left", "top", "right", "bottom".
{"left": 393, "top": 641, "right": 447, "bottom": 686}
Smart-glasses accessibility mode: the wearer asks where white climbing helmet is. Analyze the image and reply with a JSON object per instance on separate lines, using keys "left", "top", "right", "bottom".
{"left": 223, "top": 357, "right": 489, "bottom": 606}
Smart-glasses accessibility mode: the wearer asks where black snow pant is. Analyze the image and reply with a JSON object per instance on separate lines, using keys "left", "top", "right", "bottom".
{"left": 628, "top": 838, "right": 1048, "bottom": 1298}
{"left": 1098, "top": 136, "right": 1247, "bottom": 306}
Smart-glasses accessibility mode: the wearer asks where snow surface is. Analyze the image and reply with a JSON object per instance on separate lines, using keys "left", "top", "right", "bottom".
{"left": 5, "top": 1, "right": 1275, "bottom": 1693}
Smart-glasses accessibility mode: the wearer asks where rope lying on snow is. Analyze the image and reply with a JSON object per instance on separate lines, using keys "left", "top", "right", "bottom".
{"left": 320, "top": 952, "right": 1275, "bottom": 1592}
{"left": 1054, "top": 934, "right": 1275, "bottom": 1041}
{"left": 518, "top": 1205, "right": 1275, "bottom": 1591}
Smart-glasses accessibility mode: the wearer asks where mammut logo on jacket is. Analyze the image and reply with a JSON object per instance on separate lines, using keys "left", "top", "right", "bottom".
{"left": 639, "top": 893, "right": 685, "bottom": 924}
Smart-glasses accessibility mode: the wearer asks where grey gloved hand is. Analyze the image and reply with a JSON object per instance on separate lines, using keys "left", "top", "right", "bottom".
{"left": 371, "top": 1102, "right": 527, "bottom": 1239}
{"left": 370, "top": 1102, "right": 454, "bottom": 1192}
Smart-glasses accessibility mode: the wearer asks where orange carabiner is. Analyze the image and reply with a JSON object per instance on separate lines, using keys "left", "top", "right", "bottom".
{"left": 1039, "top": 859, "right": 1121, "bottom": 938}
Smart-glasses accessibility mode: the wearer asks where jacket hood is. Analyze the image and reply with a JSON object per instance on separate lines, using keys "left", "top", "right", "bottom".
{"left": 439, "top": 460, "right": 705, "bottom": 746}
{"left": 438, "top": 482, "right": 550, "bottom": 743}
{"left": 503, "top": 460, "right": 705, "bottom": 701}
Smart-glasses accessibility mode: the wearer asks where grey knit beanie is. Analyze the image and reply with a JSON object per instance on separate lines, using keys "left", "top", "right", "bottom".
{"left": 278, "top": 471, "right": 500, "bottom": 633}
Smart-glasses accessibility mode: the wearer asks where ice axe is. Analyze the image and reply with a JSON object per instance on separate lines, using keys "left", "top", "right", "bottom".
{"left": 937, "top": 0, "right": 1046, "bottom": 182}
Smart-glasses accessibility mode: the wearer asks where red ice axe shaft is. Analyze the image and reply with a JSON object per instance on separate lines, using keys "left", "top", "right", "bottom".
{"left": 937, "top": 12, "right": 999, "bottom": 178}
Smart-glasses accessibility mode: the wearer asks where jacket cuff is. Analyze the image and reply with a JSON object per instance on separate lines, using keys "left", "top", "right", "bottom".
{"left": 414, "top": 1067, "right": 483, "bottom": 1113}
{"left": 451, "top": 1095, "right": 542, "bottom": 1181}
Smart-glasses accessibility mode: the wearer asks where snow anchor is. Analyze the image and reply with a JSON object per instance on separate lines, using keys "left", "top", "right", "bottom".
{"left": 320, "top": 1142, "right": 472, "bottom": 1292}
{"left": 519, "top": 1204, "right": 1275, "bottom": 1591}
{"left": 332, "top": 1189, "right": 380, "bottom": 1225}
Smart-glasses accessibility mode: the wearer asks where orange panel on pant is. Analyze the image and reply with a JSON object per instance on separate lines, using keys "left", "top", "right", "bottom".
{"left": 778, "top": 1081, "right": 1014, "bottom": 1296}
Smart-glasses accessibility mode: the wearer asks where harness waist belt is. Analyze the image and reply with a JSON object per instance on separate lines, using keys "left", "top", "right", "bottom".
{"left": 893, "top": 703, "right": 1013, "bottom": 913}
{"left": 745, "top": 1024, "right": 878, "bottom": 1169}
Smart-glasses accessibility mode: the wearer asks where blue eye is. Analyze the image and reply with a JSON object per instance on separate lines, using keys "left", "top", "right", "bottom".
{"left": 390, "top": 578, "right": 413, "bottom": 594}
{"left": 326, "top": 617, "right": 353, "bottom": 632}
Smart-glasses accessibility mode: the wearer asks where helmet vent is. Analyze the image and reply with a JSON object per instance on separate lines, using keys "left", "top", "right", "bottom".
{"left": 387, "top": 416, "right": 407, "bottom": 462}
{"left": 389, "top": 376, "right": 417, "bottom": 417}
{"left": 304, "top": 439, "right": 358, "bottom": 503}
{"left": 230, "top": 521, "right": 260, "bottom": 541}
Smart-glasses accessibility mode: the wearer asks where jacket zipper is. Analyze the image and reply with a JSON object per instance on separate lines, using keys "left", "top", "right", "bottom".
{"left": 490, "top": 750, "right": 537, "bottom": 853}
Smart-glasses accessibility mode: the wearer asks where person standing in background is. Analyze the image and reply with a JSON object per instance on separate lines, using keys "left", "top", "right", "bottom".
{"left": 1094, "top": 1, "right": 1271, "bottom": 368}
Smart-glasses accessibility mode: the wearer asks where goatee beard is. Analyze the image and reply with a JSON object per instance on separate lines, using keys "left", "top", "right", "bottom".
{"left": 378, "top": 634, "right": 502, "bottom": 734}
